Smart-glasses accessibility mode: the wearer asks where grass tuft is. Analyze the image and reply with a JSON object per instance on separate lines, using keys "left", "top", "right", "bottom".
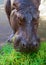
{"left": 0, "top": 42, "right": 46, "bottom": 65}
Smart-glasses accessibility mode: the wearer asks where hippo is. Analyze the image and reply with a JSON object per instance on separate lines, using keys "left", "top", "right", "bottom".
{"left": 5, "top": 0, "right": 41, "bottom": 52}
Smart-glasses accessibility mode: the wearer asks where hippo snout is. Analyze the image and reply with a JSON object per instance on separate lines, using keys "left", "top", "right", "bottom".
{"left": 13, "top": 32, "right": 40, "bottom": 52}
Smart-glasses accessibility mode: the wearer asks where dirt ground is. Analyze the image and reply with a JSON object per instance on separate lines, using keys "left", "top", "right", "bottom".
{"left": 0, "top": 8, "right": 12, "bottom": 43}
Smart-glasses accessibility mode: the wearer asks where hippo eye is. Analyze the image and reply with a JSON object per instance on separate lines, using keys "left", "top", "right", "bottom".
{"left": 18, "top": 17, "right": 26, "bottom": 25}
{"left": 19, "top": 17, "right": 26, "bottom": 22}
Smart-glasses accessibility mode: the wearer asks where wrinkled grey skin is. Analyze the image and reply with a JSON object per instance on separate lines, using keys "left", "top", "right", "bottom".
{"left": 5, "top": 0, "right": 40, "bottom": 52}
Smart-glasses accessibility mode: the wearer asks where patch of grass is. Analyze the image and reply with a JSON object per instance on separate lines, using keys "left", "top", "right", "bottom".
{"left": 0, "top": 42, "right": 46, "bottom": 65}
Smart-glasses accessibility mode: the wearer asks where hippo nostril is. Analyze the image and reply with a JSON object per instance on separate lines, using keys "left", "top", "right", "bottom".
{"left": 31, "top": 41, "right": 38, "bottom": 47}
{"left": 20, "top": 39, "right": 27, "bottom": 48}
{"left": 35, "top": 43, "right": 38, "bottom": 47}
{"left": 33, "top": 42, "right": 37, "bottom": 46}
{"left": 21, "top": 42, "right": 26, "bottom": 48}
{"left": 23, "top": 43, "right": 25, "bottom": 47}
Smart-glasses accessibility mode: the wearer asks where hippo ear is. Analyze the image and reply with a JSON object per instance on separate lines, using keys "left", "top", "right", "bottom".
{"left": 32, "top": 0, "right": 41, "bottom": 9}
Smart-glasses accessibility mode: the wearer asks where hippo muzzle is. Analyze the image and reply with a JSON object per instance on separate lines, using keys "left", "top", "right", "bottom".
{"left": 13, "top": 30, "right": 40, "bottom": 52}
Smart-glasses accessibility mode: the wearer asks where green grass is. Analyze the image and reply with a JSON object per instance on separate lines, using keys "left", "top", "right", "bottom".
{"left": 0, "top": 42, "right": 46, "bottom": 65}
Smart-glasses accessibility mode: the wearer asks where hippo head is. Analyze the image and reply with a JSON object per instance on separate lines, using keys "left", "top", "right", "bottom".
{"left": 10, "top": 8, "right": 40, "bottom": 52}
{"left": 5, "top": 0, "right": 40, "bottom": 52}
